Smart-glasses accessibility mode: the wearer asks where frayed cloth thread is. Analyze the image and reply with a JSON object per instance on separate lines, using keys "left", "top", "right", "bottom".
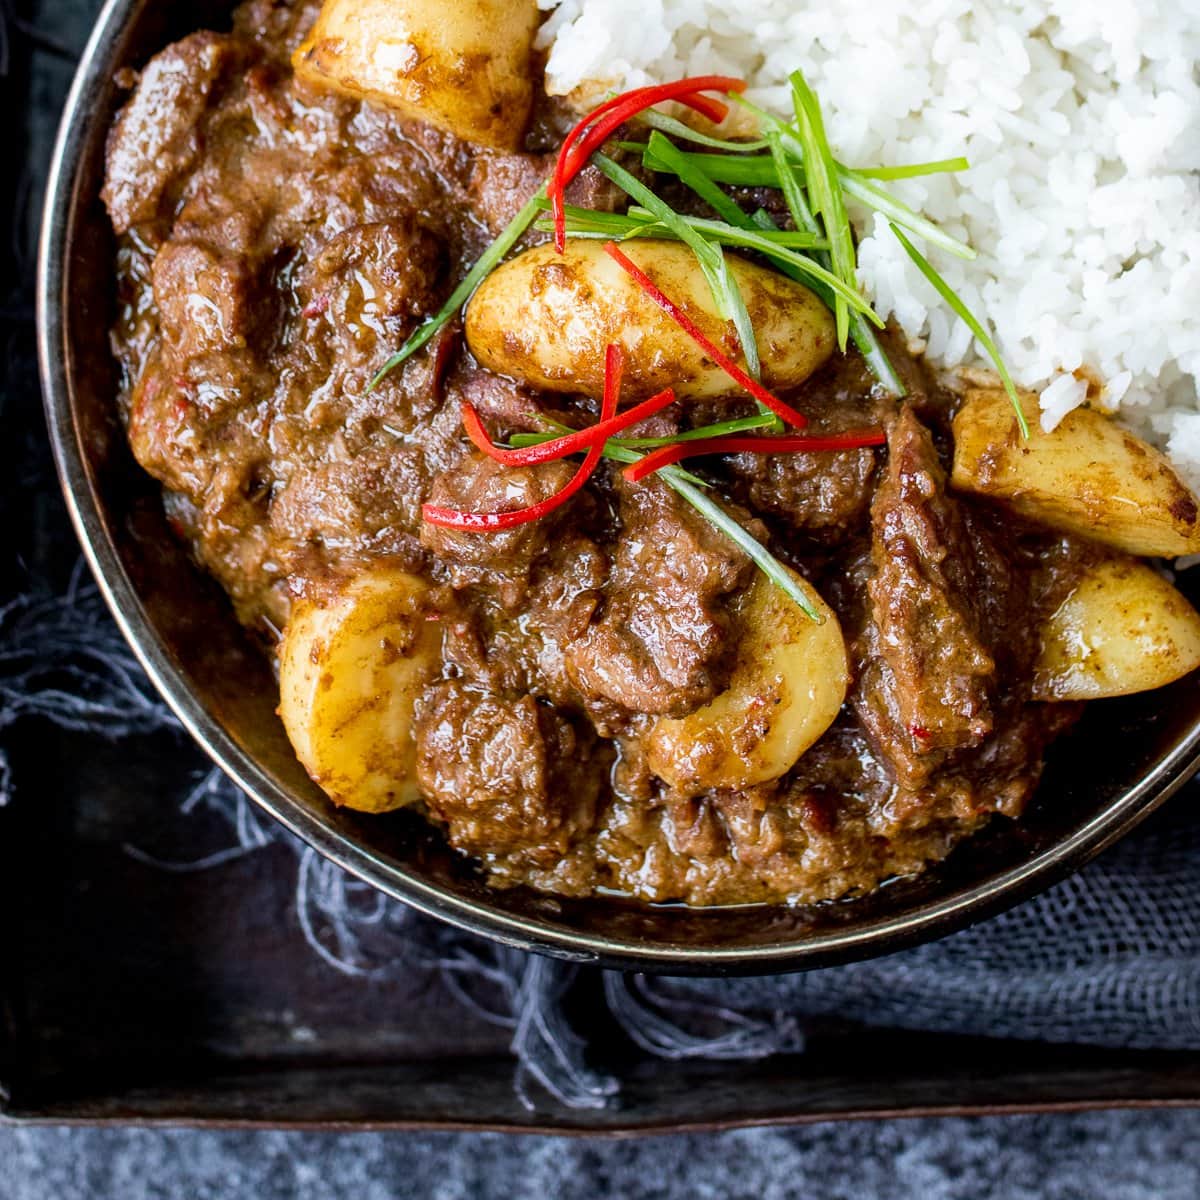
{"left": 0, "top": 564, "right": 179, "bottom": 803}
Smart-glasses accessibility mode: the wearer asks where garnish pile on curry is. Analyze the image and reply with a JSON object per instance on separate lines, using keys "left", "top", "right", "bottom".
{"left": 102, "top": 0, "right": 1200, "bottom": 906}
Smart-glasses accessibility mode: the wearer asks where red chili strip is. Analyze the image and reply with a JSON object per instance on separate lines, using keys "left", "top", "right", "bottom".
{"left": 554, "top": 93, "right": 725, "bottom": 250}
{"left": 557, "top": 77, "right": 743, "bottom": 177}
{"left": 460, "top": 385, "right": 678, "bottom": 468}
{"left": 603, "top": 241, "right": 809, "bottom": 429}
{"left": 623, "top": 429, "right": 887, "bottom": 483}
{"left": 551, "top": 76, "right": 746, "bottom": 251}
{"left": 422, "top": 346, "right": 626, "bottom": 531}
{"left": 553, "top": 88, "right": 733, "bottom": 250}
{"left": 561, "top": 87, "right": 730, "bottom": 177}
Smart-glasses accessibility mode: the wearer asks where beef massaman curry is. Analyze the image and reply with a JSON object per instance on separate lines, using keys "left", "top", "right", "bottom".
{"left": 102, "top": 0, "right": 1200, "bottom": 906}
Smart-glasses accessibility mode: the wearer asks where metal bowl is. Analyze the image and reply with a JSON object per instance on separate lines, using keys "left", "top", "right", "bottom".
{"left": 38, "top": 0, "right": 1200, "bottom": 974}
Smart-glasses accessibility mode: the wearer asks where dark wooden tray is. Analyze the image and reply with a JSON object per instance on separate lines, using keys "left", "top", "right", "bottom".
{"left": 3, "top": 721, "right": 1200, "bottom": 1133}
{"left": 6, "top": 0, "right": 1200, "bottom": 1135}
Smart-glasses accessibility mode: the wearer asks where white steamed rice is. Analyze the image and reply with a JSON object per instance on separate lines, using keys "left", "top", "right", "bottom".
{"left": 536, "top": 0, "right": 1200, "bottom": 483}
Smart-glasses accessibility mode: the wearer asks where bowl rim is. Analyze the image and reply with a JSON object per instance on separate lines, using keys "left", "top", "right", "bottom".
{"left": 36, "top": 0, "right": 1200, "bottom": 975}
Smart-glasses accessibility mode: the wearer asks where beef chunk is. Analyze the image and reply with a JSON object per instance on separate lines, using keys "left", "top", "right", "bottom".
{"left": 564, "top": 476, "right": 753, "bottom": 720}
{"left": 854, "top": 406, "right": 1000, "bottom": 787}
{"left": 232, "top": 0, "right": 323, "bottom": 57}
{"left": 299, "top": 220, "right": 445, "bottom": 334}
{"left": 103, "top": 33, "right": 243, "bottom": 233}
{"left": 268, "top": 444, "right": 429, "bottom": 569}
{"left": 467, "top": 155, "right": 620, "bottom": 235}
{"left": 420, "top": 453, "right": 576, "bottom": 603}
{"left": 152, "top": 239, "right": 274, "bottom": 361}
{"left": 724, "top": 354, "right": 886, "bottom": 540}
{"left": 414, "top": 681, "right": 598, "bottom": 863}
{"left": 467, "top": 151, "right": 550, "bottom": 232}
{"left": 448, "top": 369, "right": 547, "bottom": 431}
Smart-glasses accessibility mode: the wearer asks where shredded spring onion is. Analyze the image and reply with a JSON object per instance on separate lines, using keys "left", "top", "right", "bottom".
{"left": 590, "top": 153, "right": 763, "bottom": 384}
{"left": 789, "top": 70, "right": 856, "bottom": 350}
{"left": 890, "top": 222, "right": 1028, "bottom": 436}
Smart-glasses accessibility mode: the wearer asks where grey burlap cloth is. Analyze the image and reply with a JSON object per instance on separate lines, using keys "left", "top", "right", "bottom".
{"left": 6, "top": 0, "right": 1200, "bottom": 1114}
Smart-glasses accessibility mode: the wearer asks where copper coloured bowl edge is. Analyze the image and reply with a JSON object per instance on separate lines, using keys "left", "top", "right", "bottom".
{"left": 35, "top": 0, "right": 1200, "bottom": 976}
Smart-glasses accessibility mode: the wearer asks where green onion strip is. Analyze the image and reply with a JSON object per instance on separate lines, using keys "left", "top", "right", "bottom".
{"left": 890, "top": 223, "right": 1028, "bottom": 436}
{"left": 789, "top": 71, "right": 856, "bottom": 350}
{"left": 633, "top": 107, "right": 769, "bottom": 152}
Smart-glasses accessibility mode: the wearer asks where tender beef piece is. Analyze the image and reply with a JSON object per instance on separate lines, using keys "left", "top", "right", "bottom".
{"left": 232, "top": 0, "right": 323, "bottom": 55}
{"left": 126, "top": 355, "right": 210, "bottom": 495}
{"left": 291, "top": 219, "right": 447, "bottom": 400}
{"left": 298, "top": 220, "right": 445, "bottom": 335}
{"left": 448, "top": 368, "right": 548, "bottom": 431}
{"left": 151, "top": 239, "right": 276, "bottom": 362}
{"left": 731, "top": 185, "right": 793, "bottom": 225}
{"left": 414, "top": 681, "right": 600, "bottom": 864}
{"left": 420, "top": 452, "right": 577, "bottom": 605}
{"left": 722, "top": 354, "right": 890, "bottom": 541}
{"left": 887, "top": 701, "right": 1082, "bottom": 829}
{"left": 564, "top": 163, "right": 626, "bottom": 215}
{"left": 484, "top": 533, "right": 609, "bottom": 703}
{"left": 467, "top": 151, "right": 551, "bottom": 233}
{"left": 468, "top": 148, "right": 622, "bottom": 233}
{"left": 103, "top": 33, "right": 243, "bottom": 233}
{"left": 564, "top": 476, "right": 754, "bottom": 722}
{"left": 854, "top": 406, "right": 1002, "bottom": 788}
{"left": 268, "top": 444, "right": 429, "bottom": 572}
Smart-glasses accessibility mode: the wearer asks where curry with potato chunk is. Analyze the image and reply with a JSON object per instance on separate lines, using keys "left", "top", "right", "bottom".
{"left": 102, "top": 0, "right": 1200, "bottom": 906}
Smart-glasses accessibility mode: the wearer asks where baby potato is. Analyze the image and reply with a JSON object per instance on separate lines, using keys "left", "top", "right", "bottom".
{"left": 292, "top": 0, "right": 539, "bottom": 150}
{"left": 278, "top": 566, "right": 443, "bottom": 813}
{"left": 952, "top": 387, "right": 1200, "bottom": 557}
{"left": 465, "top": 239, "right": 835, "bottom": 400}
{"left": 645, "top": 568, "right": 848, "bottom": 793}
{"left": 1033, "top": 558, "right": 1200, "bottom": 701}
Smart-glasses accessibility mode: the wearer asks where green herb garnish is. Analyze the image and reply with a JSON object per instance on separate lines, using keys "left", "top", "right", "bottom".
{"left": 533, "top": 201, "right": 826, "bottom": 249}
{"left": 632, "top": 109, "right": 769, "bottom": 152}
{"left": 760, "top": 137, "right": 906, "bottom": 395}
{"left": 732, "top": 94, "right": 976, "bottom": 260}
{"left": 645, "top": 131, "right": 752, "bottom": 229}
{"left": 841, "top": 171, "right": 975, "bottom": 260}
{"left": 513, "top": 419, "right": 709, "bottom": 487}
{"left": 789, "top": 70, "right": 856, "bottom": 350}
{"left": 889, "top": 222, "right": 1027, "bottom": 436}
{"left": 856, "top": 157, "right": 970, "bottom": 180}
{"left": 591, "top": 152, "right": 764, "bottom": 385}
{"left": 510, "top": 411, "right": 778, "bottom": 452}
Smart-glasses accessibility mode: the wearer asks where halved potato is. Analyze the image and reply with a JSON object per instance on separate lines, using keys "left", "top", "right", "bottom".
{"left": 465, "top": 239, "right": 835, "bottom": 401}
{"left": 952, "top": 387, "right": 1200, "bottom": 557}
{"left": 1033, "top": 558, "right": 1200, "bottom": 700}
{"left": 278, "top": 566, "right": 443, "bottom": 812}
{"left": 645, "top": 568, "right": 849, "bottom": 793}
{"left": 292, "top": 0, "right": 539, "bottom": 150}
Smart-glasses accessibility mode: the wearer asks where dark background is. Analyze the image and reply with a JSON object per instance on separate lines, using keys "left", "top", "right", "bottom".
{"left": 3, "top": 1, "right": 1200, "bottom": 1195}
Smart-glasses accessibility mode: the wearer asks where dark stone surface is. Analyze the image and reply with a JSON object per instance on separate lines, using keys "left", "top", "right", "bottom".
{"left": 4, "top": 1113, "right": 1200, "bottom": 1200}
